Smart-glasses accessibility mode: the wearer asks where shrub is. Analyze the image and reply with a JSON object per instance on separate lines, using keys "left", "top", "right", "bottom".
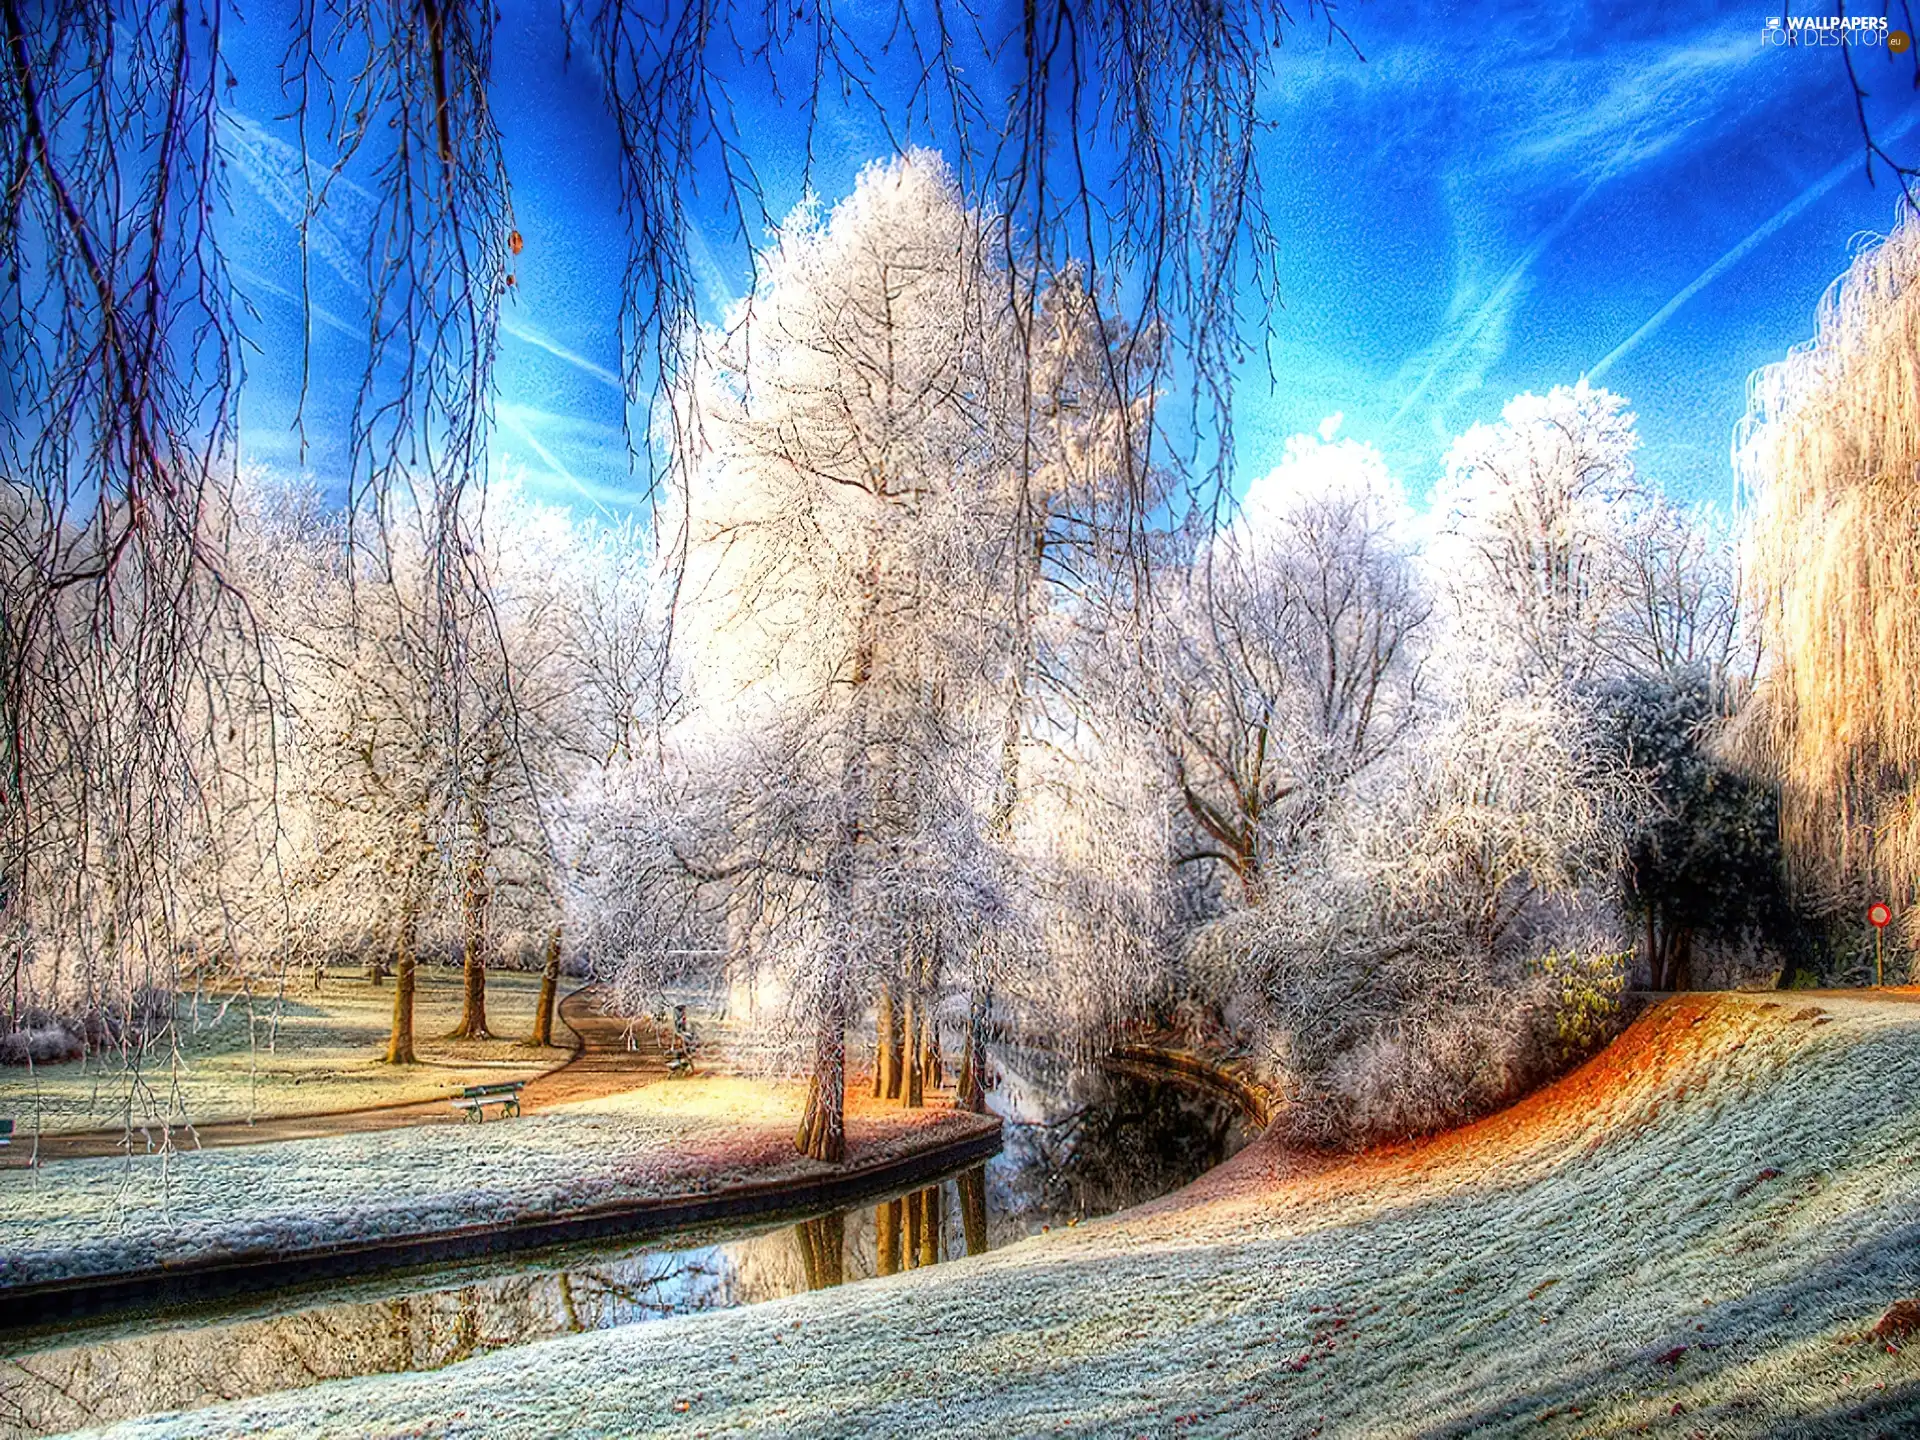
{"left": 1, "top": 985, "right": 174, "bottom": 1066}
{"left": 1526, "top": 949, "right": 1628, "bottom": 1062}
{"left": 0, "top": 1025, "right": 86, "bottom": 1066}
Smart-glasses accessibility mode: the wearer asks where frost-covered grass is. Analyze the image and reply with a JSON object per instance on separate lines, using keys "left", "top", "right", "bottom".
{"left": 63, "top": 991, "right": 1920, "bottom": 1438}
{"left": 0, "top": 972, "right": 568, "bottom": 1136}
{"left": 2, "top": 1078, "right": 989, "bottom": 1291}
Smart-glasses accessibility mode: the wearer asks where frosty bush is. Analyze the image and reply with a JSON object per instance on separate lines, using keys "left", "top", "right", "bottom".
{"left": 0, "top": 1023, "right": 86, "bottom": 1067}
{"left": 0, "top": 985, "right": 172, "bottom": 1067}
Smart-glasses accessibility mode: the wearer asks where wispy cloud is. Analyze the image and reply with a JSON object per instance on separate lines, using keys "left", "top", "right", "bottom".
{"left": 1589, "top": 106, "right": 1920, "bottom": 382}
{"left": 495, "top": 403, "right": 640, "bottom": 510}
{"left": 223, "top": 110, "right": 624, "bottom": 394}
{"left": 1385, "top": 20, "right": 1764, "bottom": 429}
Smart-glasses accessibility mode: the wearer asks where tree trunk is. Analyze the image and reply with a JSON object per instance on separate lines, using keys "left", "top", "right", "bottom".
{"left": 956, "top": 987, "right": 989, "bottom": 1113}
{"left": 531, "top": 924, "right": 563, "bottom": 1047}
{"left": 918, "top": 1184, "right": 942, "bottom": 1267}
{"left": 795, "top": 990, "right": 847, "bottom": 1162}
{"left": 450, "top": 744, "right": 500, "bottom": 1041}
{"left": 922, "top": 1019, "right": 942, "bottom": 1093}
{"left": 903, "top": 980, "right": 924, "bottom": 1109}
{"left": 449, "top": 801, "right": 494, "bottom": 1038}
{"left": 1670, "top": 925, "right": 1694, "bottom": 991}
{"left": 873, "top": 984, "right": 894, "bottom": 1098}
{"left": 957, "top": 1165, "right": 989, "bottom": 1256}
{"left": 385, "top": 872, "right": 422, "bottom": 1065}
{"left": 876, "top": 1198, "right": 903, "bottom": 1276}
{"left": 794, "top": 546, "right": 876, "bottom": 1161}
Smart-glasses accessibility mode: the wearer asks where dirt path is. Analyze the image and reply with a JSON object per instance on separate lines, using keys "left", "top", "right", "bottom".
{"left": 10, "top": 987, "right": 662, "bottom": 1164}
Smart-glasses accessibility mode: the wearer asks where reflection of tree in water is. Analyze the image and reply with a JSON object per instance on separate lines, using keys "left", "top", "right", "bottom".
{"left": 0, "top": 1245, "right": 756, "bottom": 1438}
{"left": 557, "top": 1246, "right": 744, "bottom": 1329}
{"left": 987, "top": 1051, "right": 1252, "bottom": 1241}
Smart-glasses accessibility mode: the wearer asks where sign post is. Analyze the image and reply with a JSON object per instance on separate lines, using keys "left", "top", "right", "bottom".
{"left": 1869, "top": 903, "right": 1893, "bottom": 987}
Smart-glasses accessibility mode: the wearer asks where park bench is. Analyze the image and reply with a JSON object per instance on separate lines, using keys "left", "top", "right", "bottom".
{"left": 450, "top": 1081, "right": 524, "bottom": 1121}
{"left": 0, "top": 1117, "right": 12, "bottom": 1147}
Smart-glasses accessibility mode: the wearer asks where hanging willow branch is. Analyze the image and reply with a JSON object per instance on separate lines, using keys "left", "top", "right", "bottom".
{"left": 281, "top": 0, "right": 527, "bottom": 847}
{"left": 1737, "top": 205, "right": 1920, "bottom": 915}
{"left": 0, "top": 0, "right": 257, "bottom": 1017}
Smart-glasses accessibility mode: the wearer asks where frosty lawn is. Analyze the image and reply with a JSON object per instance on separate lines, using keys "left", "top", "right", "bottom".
{"left": 0, "top": 973, "right": 569, "bottom": 1138}
{"left": 66, "top": 990, "right": 1920, "bottom": 1438}
{"left": 0, "top": 1080, "right": 990, "bottom": 1290}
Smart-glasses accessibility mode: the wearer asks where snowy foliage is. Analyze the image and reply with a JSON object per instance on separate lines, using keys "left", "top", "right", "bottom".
{"left": 1143, "top": 431, "right": 1427, "bottom": 907}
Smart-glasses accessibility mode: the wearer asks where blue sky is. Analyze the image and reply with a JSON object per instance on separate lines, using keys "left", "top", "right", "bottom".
{"left": 221, "top": 1, "right": 1920, "bottom": 515}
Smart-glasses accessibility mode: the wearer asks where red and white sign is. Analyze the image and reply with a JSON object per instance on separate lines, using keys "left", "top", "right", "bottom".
{"left": 1869, "top": 903, "right": 1893, "bottom": 929}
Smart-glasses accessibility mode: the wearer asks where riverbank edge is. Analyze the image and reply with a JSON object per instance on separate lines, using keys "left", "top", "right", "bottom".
{"left": 0, "top": 1111, "right": 1003, "bottom": 1331}
{"left": 1105, "top": 1039, "right": 1280, "bottom": 1128}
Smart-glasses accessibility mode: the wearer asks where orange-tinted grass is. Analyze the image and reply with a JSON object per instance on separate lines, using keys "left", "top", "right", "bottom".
{"left": 1159, "top": 993, "right": 1806, "bottom": 1226}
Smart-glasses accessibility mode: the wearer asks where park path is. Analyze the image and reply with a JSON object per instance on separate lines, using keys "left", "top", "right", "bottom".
{"left": 10, "top": 987, "right": 663, "bottom": 1165}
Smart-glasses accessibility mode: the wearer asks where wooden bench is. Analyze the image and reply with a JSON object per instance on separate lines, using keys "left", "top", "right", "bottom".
{"left": 0, "top": 1117, "right": 12, "bottom": 1147}
{"left": 450, "top": 1082, "right": 524, "bottom": 1120}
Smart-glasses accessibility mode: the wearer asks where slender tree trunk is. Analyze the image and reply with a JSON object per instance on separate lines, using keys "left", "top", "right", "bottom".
{"left": 918, "top": 1184, "right": 941, "bottom": 1267}
{"left": 452, "top": 850, "right": 491, "bottom": 1038}
{"left": 531, "top": 924, "right": 563, "bottom": 1047}
{"left": 957, "top": 1165, "right": 989, "bottom": 1256}
{"left": 873, "top": 984, "right": 894, "bottom": 1098}
{"left": 451, "top": 742, "right": 501, "bottom": 1041}
{"left": 903, "top": 980, "right": 924, "bottom": 1108}
{"left": 884, "top": 986, "right": 903, "bottom": 1098}
{"left": 876, "top": 1198, "right": 903, "bottom": 1276}
{"left": 1671, "top": 925, "right": 1694, "bottom": 992}
{"left": 956, "top": 986, "right": 990, "bottom": 1112}
{"left": 922, "top": 1018, "right": 942, "bottom": 1093}
{"left": 795, "top": 549, "right": 877, "bottom": 1161}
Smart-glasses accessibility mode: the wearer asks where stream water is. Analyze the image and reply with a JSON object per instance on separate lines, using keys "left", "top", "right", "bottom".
{"left": 0, "top": 1049, "right": 1256, "bottom": 1438}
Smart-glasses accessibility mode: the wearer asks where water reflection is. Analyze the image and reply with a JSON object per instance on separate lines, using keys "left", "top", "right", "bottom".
{"left": 0, "top": 1053, "right": 1253, "bottom": 1438}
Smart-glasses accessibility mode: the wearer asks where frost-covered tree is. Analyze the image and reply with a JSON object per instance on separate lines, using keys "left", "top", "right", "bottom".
{"left": 648, "top": 154, "right": 1030, "bottom": 1160}
{"left": 1144, "top": 430, "right": 1427, "bottom": 906}
{"left": 1432, "top": 382, "right": 1647, "bottom": 691}
{"left": 258, "top": 476, "right": 583, "bottom": 1062}
{"left": 1607, "top": 498, "right": 1748, "bottom": 683}
{"left": 1192, "top": 683, "right": 1644, "bottom": 1146}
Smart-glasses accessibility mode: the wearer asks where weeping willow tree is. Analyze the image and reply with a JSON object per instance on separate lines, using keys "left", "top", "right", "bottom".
{"left": 1738, "top": 207, "right": 1920, "bottom": 938}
